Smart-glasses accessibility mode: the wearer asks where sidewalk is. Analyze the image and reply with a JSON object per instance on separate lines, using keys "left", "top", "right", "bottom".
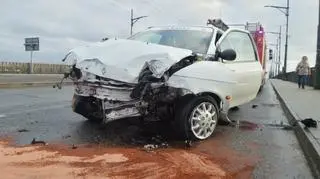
{"left": 271, "top": 79, "right": 320, "bottom": 177}
{"left": 0, "top": 74, "right": 72, "bottom": 88}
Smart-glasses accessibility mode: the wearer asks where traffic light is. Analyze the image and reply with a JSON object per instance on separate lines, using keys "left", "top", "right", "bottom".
{"left": 269, "top": 49, "right": 273, "bottom": 60}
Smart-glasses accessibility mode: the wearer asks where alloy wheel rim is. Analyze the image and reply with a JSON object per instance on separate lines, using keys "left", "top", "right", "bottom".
{"left": 190, "top": 102, "right": 217, "bottom": 140}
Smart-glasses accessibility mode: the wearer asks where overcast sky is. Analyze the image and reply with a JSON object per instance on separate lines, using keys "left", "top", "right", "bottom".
{"left": 0, "top": 0, "right": 318, "bottom": 71}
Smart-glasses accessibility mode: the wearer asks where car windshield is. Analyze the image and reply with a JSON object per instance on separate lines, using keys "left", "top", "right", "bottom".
{"left": 129, "top": 29, "right": 213, "bottom": 54}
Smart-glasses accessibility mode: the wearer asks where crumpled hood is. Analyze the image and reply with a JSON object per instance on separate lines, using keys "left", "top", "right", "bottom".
{"left": 66, "top": 38, "right": 193, "bottom": 83}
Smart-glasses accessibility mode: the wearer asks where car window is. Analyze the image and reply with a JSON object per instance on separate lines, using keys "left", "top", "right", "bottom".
{"left": 129, "top": 29, "right": 213, "bottom": 54}
{"left": 219, "top": 31, "right": 257, "bottom": 62}
{"left": 131, "top": 31, "right": 162, "bottom": 44}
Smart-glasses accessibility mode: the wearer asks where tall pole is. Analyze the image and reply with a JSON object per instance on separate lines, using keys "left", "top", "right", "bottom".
{"left": 130, "top": 9, "right": 133, "bottom": 36}
{"left": 278, "top": 26, "right": 282, "bottom": 75}
{"left": 130, "top": 9, "right": 148, "bottom": 36}
{"left": 264, "top": 1, "right": 289, "bottom": 75}
{"left": 314, "top": 0, "right": 320, "bottom": 89}
{"left": 283, "top": 0, "right": 289, "bottom": 74}
{"left": 276, "top": 37, "right": 279, "bottom": 76}
{"left": 30, "top": 51, "right": 33, "bottom": 74}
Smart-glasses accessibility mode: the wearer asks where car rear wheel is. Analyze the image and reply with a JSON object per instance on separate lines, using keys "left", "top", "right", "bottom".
{"left": 175, "top": 95, "right": 219, "bottom": 140}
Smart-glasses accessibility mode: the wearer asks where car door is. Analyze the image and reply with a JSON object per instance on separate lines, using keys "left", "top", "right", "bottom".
{"left": 216, "top": 29, "right": 262, "bottom": 107}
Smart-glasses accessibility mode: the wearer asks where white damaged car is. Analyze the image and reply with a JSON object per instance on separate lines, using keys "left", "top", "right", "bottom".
{"left": 62, "top": 25, "right": 262, "bottom": 140}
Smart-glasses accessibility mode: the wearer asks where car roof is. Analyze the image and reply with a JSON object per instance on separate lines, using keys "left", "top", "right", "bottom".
{"left": 144, "top": 25, "right": 248, "bottom": 36}
{"left": 146, "top": 26, "right": 216, "bottom": 32}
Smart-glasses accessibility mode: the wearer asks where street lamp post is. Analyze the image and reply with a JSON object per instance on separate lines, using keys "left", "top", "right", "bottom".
{"left": 265, "top": 0, "right": 289, "bottom": 75}
{"left": 130, "top": 9, "right": 148, "bottom": 36}
{"left": 314, "top": 1, "right": 320, "bottom": 89}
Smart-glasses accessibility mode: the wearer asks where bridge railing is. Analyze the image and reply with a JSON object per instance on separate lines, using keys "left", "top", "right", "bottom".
{"left": 275, "top": 67, "right": 316, "bottom": 87}
{"left": 0, "top": 62, "right": 68, "bottom": 74}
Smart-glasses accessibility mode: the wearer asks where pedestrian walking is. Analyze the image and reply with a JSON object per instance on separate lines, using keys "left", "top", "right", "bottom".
{"left": 295, "top": 56, "right": 310, "bottom": 89}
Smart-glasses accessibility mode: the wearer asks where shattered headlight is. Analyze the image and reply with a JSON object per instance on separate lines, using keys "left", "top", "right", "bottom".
{"left": 82, "top": 71, "right": 96, "bottom": 81}
{"left": 147, "top": 60, "right": 168, "bottom": 78}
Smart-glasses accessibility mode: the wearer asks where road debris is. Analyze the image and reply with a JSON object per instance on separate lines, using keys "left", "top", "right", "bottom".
{"left": 252, "top": 104, "right": 258, "bottom": 109}
{"left": 142, "top": 135, "right": 170, "bottom": 151}
{"left": 17, "top": 129, "right": 29, "bottom": 133}
{"left": 31, "top": 138, "right": 48, "bottom": 145}
{"left": 30, "top": 121, "right": 38, "bottom": 124}
{"left": 300, "top": 118, "right": 318, "bottom": 128}
{"left": 72, "top": 144, "right": 78, "bottom": 149}
{"left": 230, "top": 106, "right": 240, "bottom": 111}
{"left": 161, "top": 142, "right": 169, "bottom": 148}
{"left": 62, "top": 135, "right": 71, "bottom": 139}
{"left": 143, "top": 144, "right": 159, "bottom": 152}
{"left": 185, "top": 140, "right": 193, "bottom": 148}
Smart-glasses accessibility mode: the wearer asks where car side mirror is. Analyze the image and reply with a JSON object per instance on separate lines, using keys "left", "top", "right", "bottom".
{"left": 218, "top": 49, "right": 237, "bottom": 61}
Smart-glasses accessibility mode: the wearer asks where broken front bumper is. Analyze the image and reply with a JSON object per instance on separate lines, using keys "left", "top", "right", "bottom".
{"left": 72, "top": 81, "right": 146, "bottom": 123}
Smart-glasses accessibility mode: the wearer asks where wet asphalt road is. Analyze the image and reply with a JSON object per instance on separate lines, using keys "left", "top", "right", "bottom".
{"left": 0, "top": 81, "right": 314, "bottom": 179}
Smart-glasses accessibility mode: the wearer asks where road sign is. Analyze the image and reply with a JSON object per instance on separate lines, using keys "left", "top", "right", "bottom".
{"left": 24, "top": 37, "right": 39, "bottom": 51}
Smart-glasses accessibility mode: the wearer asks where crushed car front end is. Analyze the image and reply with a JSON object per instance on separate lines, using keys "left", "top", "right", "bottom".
{"left": 70, "top": 59, "right": 197, "bottom": 123}
{"left": 63, "top": 27, "right": 217, "bottom": 123}
{"left": 63, "top": 35, "right": 204, "bottom": 123}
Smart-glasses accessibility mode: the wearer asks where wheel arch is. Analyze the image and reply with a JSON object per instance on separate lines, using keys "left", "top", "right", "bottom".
{"left": 196, "top": 92, "right": 222, "bottom": 110}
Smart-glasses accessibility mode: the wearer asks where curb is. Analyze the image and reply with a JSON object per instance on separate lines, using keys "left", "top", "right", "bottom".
{"left": 0, "top": 81, "right": 73, "bottom": 89}
{"left": 271, "top": 81, "right": 320, "bottom": 178}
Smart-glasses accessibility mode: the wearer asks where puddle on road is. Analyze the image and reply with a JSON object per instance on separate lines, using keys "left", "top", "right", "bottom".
{"left": 232, "top": 120, "right": 261, "bottom": 131}
{"left": 264, "top": 123, "right": 293, "bottom": 130}
{"left": 230, "top": 120, "right": 292, "bottom": 131}
{"left": 260, "top": 103, "right": 280, "bottom": 107}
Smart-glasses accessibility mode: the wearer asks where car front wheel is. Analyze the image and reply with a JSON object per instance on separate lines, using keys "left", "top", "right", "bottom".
{"left": 175, "top": 96, "right": 219, "bottom": 140}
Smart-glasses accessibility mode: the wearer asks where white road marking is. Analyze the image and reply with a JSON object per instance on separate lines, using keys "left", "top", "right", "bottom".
{"left": 0, "top": 114, "right": 6, "bottom": 118}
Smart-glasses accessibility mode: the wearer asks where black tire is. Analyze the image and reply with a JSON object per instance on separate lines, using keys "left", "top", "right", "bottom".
{"left": 174, "top": 95, "right": 219, "bottom": 140}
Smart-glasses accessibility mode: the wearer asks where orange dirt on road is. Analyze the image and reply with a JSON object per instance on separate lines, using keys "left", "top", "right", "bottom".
{"left": 0, "top": 136, "right": 259, "bottom": 179}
